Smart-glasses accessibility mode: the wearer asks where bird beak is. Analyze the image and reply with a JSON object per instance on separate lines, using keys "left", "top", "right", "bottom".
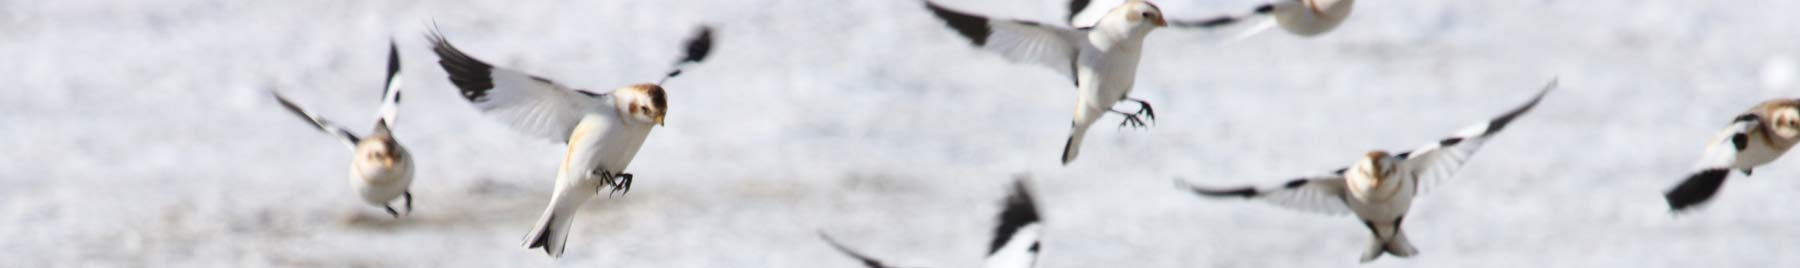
{"left": 1154, "top": 17, "right": 1168, "bottom": 27}
{"left": 655, "top": 115, "right": 665, "bottom": 126}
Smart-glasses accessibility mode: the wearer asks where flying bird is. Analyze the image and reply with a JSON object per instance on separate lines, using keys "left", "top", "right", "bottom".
{"left": 1177, "top": 79, "right": 1553, "bottom": 263}
{"left": 923, "top": 0, "right": 1168, "bottom": 165}
{"left": 820, "top": 177, "right": 1046, "bottom": 268}
{"left": 428, "top": 25, "right": 714, "bottom": 258}
{"left": 272, "top": 40, "right": 414, "bottom": 218}
{"left": 1664, "top": 98, "right": 1800, "bottom": 212}
{"left": 1167, "top": 0, "right": 1355, "bottom": 38}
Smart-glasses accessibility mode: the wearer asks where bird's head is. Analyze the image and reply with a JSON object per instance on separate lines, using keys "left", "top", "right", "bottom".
{"left": 1347, "top": 151, "right": 1396, "bottom": 199}
{"left": 1112, "top": 0, "right": 1168, "bottom": 30}
{"left": 619, "top": 83, "right": 669, "bottom": 127}
{"left": 1765, "top": 100, "right": 1800, "bottom": 139}
{"left": 359, "top": 133, "right": 404, "bottom": 167}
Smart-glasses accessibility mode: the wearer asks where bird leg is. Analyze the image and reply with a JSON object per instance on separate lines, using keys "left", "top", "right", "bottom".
{"left": 1113, "top": 98, "right": 1156, "bottom": 129}
{"left": 402, "top": 191, "right": 413, "bottom": 214}
{"left": 610, "top": 173, "right": 634, "bottom": 198}
{"left": 384, "top": 206, "right": 400, "bottom": 218}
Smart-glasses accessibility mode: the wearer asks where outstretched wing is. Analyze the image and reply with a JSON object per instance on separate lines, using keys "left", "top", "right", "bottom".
{"left": 1177, "top": 175, "right": 1353, "bottom": 215}
{"left": 818, "top": 232, "right": 897, "bottom": 268}
{"left": 1664, "top": 116, "right": 1762, "bottom": 211}
{"left": 375, "top": 40, "right": 404, "bottom": 126}
{"left": 925, "top": 1, "right": 1086, "bottom": 83}
{"left": 1170, "top": 2, "right": 1278, "bottom": 28}
{"left": 272, "top": 92, "right": 360, "bottom": 148}
{"left": 427, "top": 30, "right": 604, "bottom": 143}
{"left": 985, "top": 178, "right": 1043, "bottom": 268}
{"left": 1399, "top": 79, "right": 1554, "bottom": 196}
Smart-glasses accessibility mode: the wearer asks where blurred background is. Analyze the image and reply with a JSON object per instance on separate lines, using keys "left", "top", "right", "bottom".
{"left": 3, "top": 0, "right": 1799, "bottom": 266}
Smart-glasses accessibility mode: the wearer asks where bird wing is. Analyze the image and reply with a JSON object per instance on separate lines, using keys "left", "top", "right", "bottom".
{"left": 818, "top": 232, "right": 897, "bottom": 268}
{"left": 375, "top": 40, "right": 405, "bottom": 126}
{"left": 427, "top": 31, "right": 606, "bottom": 143}
{"left": 1663, "top": 115, "right": 1762, "bottom": 211}
{"left": 1169, "top": 1, "right": 1281, "bottom": 29}
{"left": 271, "top": 92, "right": 360, "bottom": 148}
{"left": 1178, "top": 175, "right": 1354, "bottom": 215}
{"left": 1398, "top": 79, "right": 1553, "bottom": 196}
{"left": 925, "top": 1, "right": 1086, "bottom": 83}
{"left": 984, "top": 179, "right": 1043, "bottom": 268}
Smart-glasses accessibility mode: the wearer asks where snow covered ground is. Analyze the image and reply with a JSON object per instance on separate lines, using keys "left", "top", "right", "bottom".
{"left": 4, "top": 0, "right": 1800, "bottom": 266}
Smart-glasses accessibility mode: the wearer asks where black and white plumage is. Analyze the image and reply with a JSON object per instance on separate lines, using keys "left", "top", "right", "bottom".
{"left": 923, "top": 0, "right": 1168, "bottom": 166}
{"left": 1168, "top": 0, "right": 1355, "bottom": 38}
{"left": 1177, "top": 79, "right": 1553, "bottom": 263}
{"left": 818, "top": 232, "right": 901, "bottom": 268}
{"left": 271, "top": 40, "right": 414, "bottom": 218}
{"left": 818, "top": 177, "right": 1045, "bottom": 268}
{"left": 428, "top": 25, "right": 712, "bottom": 258}
{"left": 1664, "top": 99, "right": 1800, "bottom": 212}
{"left": 984, "top": 179, "right": 1044, "bottom": 268}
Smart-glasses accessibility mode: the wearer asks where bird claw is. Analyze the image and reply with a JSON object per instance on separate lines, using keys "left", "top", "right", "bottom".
{"left": 609, "top": 173, "right": 634, "bottom": 198}
{"left": 384, "top": 206, "right": 400, "bottom": 218}
{"left": 1118, "top": 114, "right": 1150, "bottom": 129}
{"left": 1113, "top": 99, "right": 1156, "bottom": 129}
{"left": 592, "top": 169, "right": 634, "bottom": 198}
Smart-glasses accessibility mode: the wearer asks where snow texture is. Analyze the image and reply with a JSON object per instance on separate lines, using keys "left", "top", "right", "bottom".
{"left": 3, "top": 0, "right": 1799, "bottom": 267}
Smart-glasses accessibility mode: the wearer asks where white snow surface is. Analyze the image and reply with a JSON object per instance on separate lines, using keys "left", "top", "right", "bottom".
{"left": 4, "top": 0, "right": 1800, "bottom": 267}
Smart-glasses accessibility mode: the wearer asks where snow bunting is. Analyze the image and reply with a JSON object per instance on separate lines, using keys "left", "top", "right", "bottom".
{"left": 1169, "top": 0, "right": 1355, "bottom": 37}
{"left": 1663, "top": 98, "right": 1800, "bottom": 212}
{"left": 428, "top": 25, "right": 713, "bottom": 258}
{"left": 820, "top": 177, "right": 1045, "bottom": 268}
{"left": 923, "top": 0, "right": 1167, "bottom": 165}
{"left": 1176, "top": 79, "right": 1553, "bottom": 263}
{"left": 271, "top": 41, "right": 414, "bottom": 218}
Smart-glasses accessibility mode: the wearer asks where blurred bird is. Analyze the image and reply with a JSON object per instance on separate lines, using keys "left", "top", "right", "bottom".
{"left": 428, "top": 25, "right": 713, "bottom": 258}
{"left": 271, "top": 40, "right": 414, "bottom": 218}
{"left": 923, "top": 0, "right": 1168, "bottom": 165}
{"left": 1166, "top": 0, "right": 1355, "bottom": 38}
{"left": 820, "top": 176, "right": 1045, "bottom": 268}
{"left": 1176, "top": 79, "right": 1552, "bottom": 263}
{"left": 1664, "top": 99, "right": 1800, "bottom": 212}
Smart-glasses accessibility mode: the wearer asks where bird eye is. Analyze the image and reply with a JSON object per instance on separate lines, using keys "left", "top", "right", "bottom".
{"left": 1141, "top": 12, "right": 1154, "bottom": 18}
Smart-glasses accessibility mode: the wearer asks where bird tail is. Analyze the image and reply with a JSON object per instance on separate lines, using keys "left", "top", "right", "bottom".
{"left": 1061, "top": 135, "right": 1082, "bottom": 165}
{"left": 1360, "top": 229, "right": 1418, "bottom": 263}
{"left": 523, "top": 182, "right": 592, "bottom": 258}
{"left": 522, "top": 204, "right": 574, "bottom": 258}
{"left": 1665, "top": 169, "right": 1733, "bottom": 211}
{"left": 1061, "top": 121, "right": 1095, "bottom": 166}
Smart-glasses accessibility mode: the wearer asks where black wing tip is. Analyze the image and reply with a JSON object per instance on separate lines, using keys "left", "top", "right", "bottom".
{"left": 1665, "top": 169, "right": 1732, "bottom": 211}
{"left": 1253, "top": 3, "right": 1276, "bottom": 14}
{"left": 1175, "top": 178, "right": 1263, "bottom": 198}
{"left": 988, "top": 178, "right": 1041, "bottom": 255}
{"left": 678, "top": 25, "right": 715, "bottom": 64}
{"left": 1193, "top": 16, "right": 1241, "bottom": 28}
{"left": 924, "top": 1, "right": 993, "bottom": 46}
{"left": 424, "top": 29, "right": 498, "bottom": 102}
{"left": 1481, "top": 78, "right": 1557, "bottom": 136}
{"left": 387, "top": 38, "right": 401, "bottom": 76}
{"left": 818, "top": 232, "right": 893, "bottom": 268}
{"left": 660, "top": 25, "right": 717, "bottom": 84}
{"left": 1066, "top": 0, "right": 1093, "bottom": 24}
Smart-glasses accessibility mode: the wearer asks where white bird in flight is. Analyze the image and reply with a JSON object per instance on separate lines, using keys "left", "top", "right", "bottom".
{"left": 923, "top": 0, "right": 1169, "bottom": 165}
{"left": 821, "top": 176, "right": 1046, "bottom": 268}
{"left": 272, "top": 40, "right": 414, "bottom": 218}
{"left": 1177, "top": 79, "right": 1553, "bottom": 263}
{"left": 428, "top": 25, "right": 714, "bottom": 258}
{"left": 1663, "top": 98, "right": 1800, "bottom": 212}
